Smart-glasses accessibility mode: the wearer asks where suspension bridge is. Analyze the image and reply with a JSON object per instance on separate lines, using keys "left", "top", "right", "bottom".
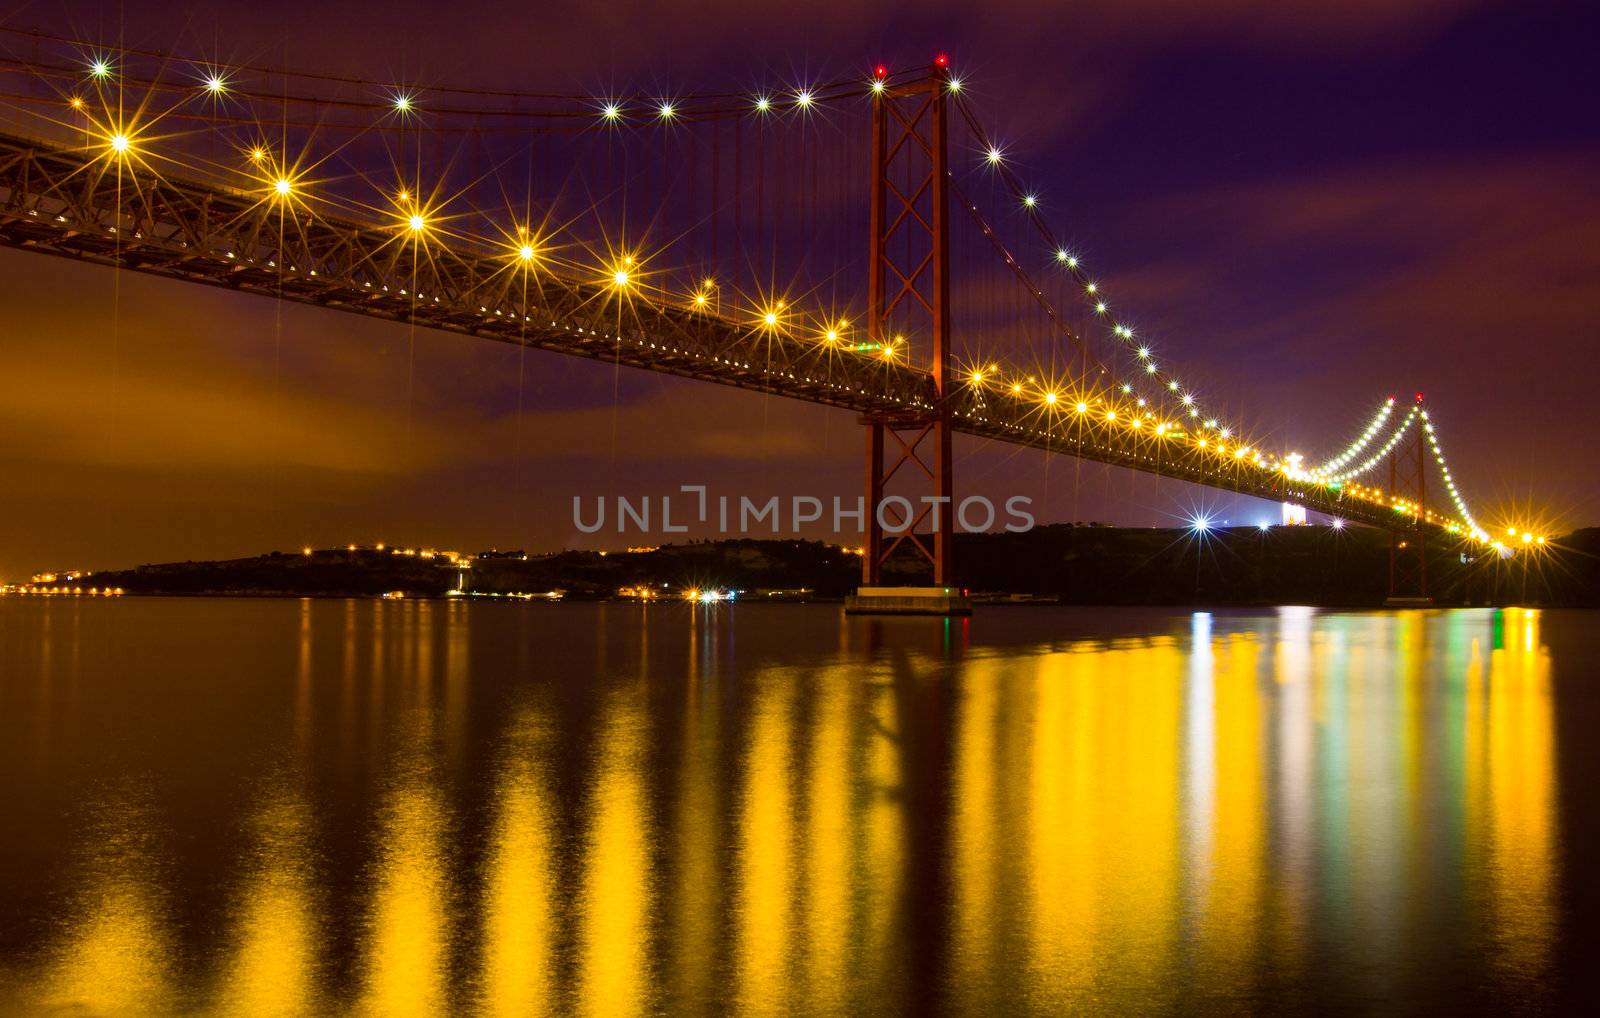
{"left": 0, "top": 30, "right": 1546, "bottom": 608}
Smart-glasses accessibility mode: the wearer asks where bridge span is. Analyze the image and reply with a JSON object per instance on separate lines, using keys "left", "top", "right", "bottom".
{"left": 0, "top": 127, "right": 1436, "bottom": 538}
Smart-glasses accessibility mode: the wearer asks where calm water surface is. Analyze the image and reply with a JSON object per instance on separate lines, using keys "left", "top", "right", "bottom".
{"left": 1, "top": 599, "right": 1596, "bottom": 1014}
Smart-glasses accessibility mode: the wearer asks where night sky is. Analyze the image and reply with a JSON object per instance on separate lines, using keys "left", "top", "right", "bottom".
{"left": 1, "top": 0, "right": 1596, "bottom": 579}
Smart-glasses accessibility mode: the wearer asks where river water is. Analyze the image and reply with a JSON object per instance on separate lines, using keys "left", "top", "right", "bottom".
{"left": 0, "top": 598, "right": 1594, "bottom": 1014}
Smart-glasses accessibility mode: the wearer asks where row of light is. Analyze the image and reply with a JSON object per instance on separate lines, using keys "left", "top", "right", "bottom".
{"left": 1314, "top": 404, "right": 1420, "bottom": 484}
{"left": 973, "top": 375, "right": 1269, "bottom": 462}
{"left": 78, "top": 55, "right": 966, "bottom": 124}
{"left": 974, "top": 133, "right": 1233, "bottom": 438}
{"left": 978, "top": 139, "right": 1217, "bottom": 435}
{"left": 1191, "top": 516, "right": 1347, "bottom": 534}
{"left": 88, "top": 125, "right": 910, "bottom": 366}
{"left": 1420, "top": 414, "right": 1490, "bottom": 541}
{"left": 1316, "top": 397, "right": 1396, "bottom": 475}
{"left": 968, "top": 102, "right": 1525, "bottom": 544}
{"left": 1307, "top": 397, "right": 1549, "bottom": 548}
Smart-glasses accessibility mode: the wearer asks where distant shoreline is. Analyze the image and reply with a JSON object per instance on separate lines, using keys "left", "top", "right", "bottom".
{"left": 8, "top": 526, "right": 1596, "bottom": 609}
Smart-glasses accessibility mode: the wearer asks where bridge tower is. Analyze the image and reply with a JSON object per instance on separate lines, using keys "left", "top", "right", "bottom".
{"left": 848, "top": 59, "right": 969, "bottom": 615}
{"left": 1385, "top": 394, "right": 1432, "bottom": 607}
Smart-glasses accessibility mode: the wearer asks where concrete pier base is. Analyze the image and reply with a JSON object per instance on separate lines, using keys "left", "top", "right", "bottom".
{"left": 1383, "top": 596, "right": 1436, "bottom": 608}
{"left": 844, "top": 586, "right": 972, "bottom": 616}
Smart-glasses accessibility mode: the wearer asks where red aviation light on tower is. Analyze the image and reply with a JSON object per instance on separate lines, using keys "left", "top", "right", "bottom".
{"left": 1414, "top": 391, "right": 1426, "bottom": 403}
{"left": 874, "top": 63, "right": 888, "bottom": 79}
{"left": 934, "top": 53, "right": 949, "bottom": 68}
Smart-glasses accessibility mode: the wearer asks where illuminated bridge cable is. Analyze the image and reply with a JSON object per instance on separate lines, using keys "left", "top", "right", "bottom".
{"left": 1419, "top": 409, "right": 1486, "bottom": 540}
{"left": 0, "top": 44, "right": 889, "bottom": 122}
{"left": 950, "top": 93, "right": 1241, "bottom": 439}
{"left": 949, "top": 178, "right": 1196, "bottom": 435}
{"left": 949, "top": 175, "right": 1106, "bottom": 378}
{"left": 1315, "top": 397, "right": 1397, "bottom": 475}
{"left": 1318, "top": 404, "right": 1419, "bottom": 484}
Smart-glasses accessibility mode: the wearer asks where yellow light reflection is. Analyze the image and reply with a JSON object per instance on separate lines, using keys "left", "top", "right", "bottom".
{"left": 949, "top": 658, "right": 1001, "bottom": 1011}
{"left": 478, "top": 714, "right": 555, "bottom": 1017}
{"left": 576, "top": 689, "right": 651, "bottom": 1017}
{"left": 1196, "top": 630, "right": 1264, "bottom": 990}
{"left": 669, "top": 655, "right": 720, "bottom": 1012}
{"left": 859, "top": 672, "right": 907, "bottom": 997}
{"left": 1478, "top": 609, "right": 1557, "bottom": 986}
{"left": 1025, "top": 642, "right": 1182, "bottom": 1007}
{"left": 34, "top": 829, "right": 175, "bottom": 1014}
{"left": 803, "top": 667, "right": 853, "bottom": 1010}
{"left": 360, "top": 767, "right": 449, "bottom": 1015}
{"left": 736, "top": 672, "right": 795, "bottom": 1013}
{"left": 214, "top": 790, "right": 317, "bottom": 1017}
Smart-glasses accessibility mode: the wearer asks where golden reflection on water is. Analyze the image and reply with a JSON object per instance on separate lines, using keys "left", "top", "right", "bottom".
{"left": 736, "top": 670, "right": 796, "bottom": 1015}
{"left": 803, "top": 663, "right": 853, "bottom": 1013}
{"left": 32, "top": 809, "right": 176, "bottom": 1015}
{"left": 1475, "top": 608, "right": 1557, "bottom": 987}
{"left": 214, "top": 790, "right": 318, "bottom": 1017}
{"left": 1200, "top": 626, "right": 1266, "bottom": 994}
{"left": 859, "top": 669, "right": 906, "bottom": 1000}
{"left": 3, "top": 604, "right": 1568, "bottom": 1013}
{"left": 359, "top": 602, "right": 451, "bottom": 1017}
{"left": 1023, "top": 641, "right": 1184, "bottom": 1009}
{"left": 478, "top": 712, "right": 556, "bottom": 1017}
{"left": 669, "top": 635, "right": 721, "bottom": 1012}
{"left": 576, "top": 684, "right": 652, "bottom": 1018}
{"left": 360, "top": 764, "right": 450, "bottom": 1015}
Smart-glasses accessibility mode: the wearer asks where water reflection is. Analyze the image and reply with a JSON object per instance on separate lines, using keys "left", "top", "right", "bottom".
{"left": 735, "top": 668, "right": 795, "bottom": 1014}
{"left": 477, "top": 711, "right": 555, "bottom": 1017}
{"left": 0, "top": 602, "right": 1572, "bottom": 1013}
{"left": 576, "top": 683, "right": 652, "bottom": 1017}
{"left": 215, "top": 788, "right": 318, "bottom": 1017}
{"left": 33, "top": 801, "right": 177, "bottom": 1015}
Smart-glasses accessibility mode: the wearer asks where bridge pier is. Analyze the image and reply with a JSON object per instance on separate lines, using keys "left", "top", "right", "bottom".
{"left": 846, "top": 586, "right": 971, "bottom": 616}
{"left": 1384, "top": 396, "right": 1434, "bottom": 607}
{"left": 850, "top": 61, "right": 967, "bottom": 616}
